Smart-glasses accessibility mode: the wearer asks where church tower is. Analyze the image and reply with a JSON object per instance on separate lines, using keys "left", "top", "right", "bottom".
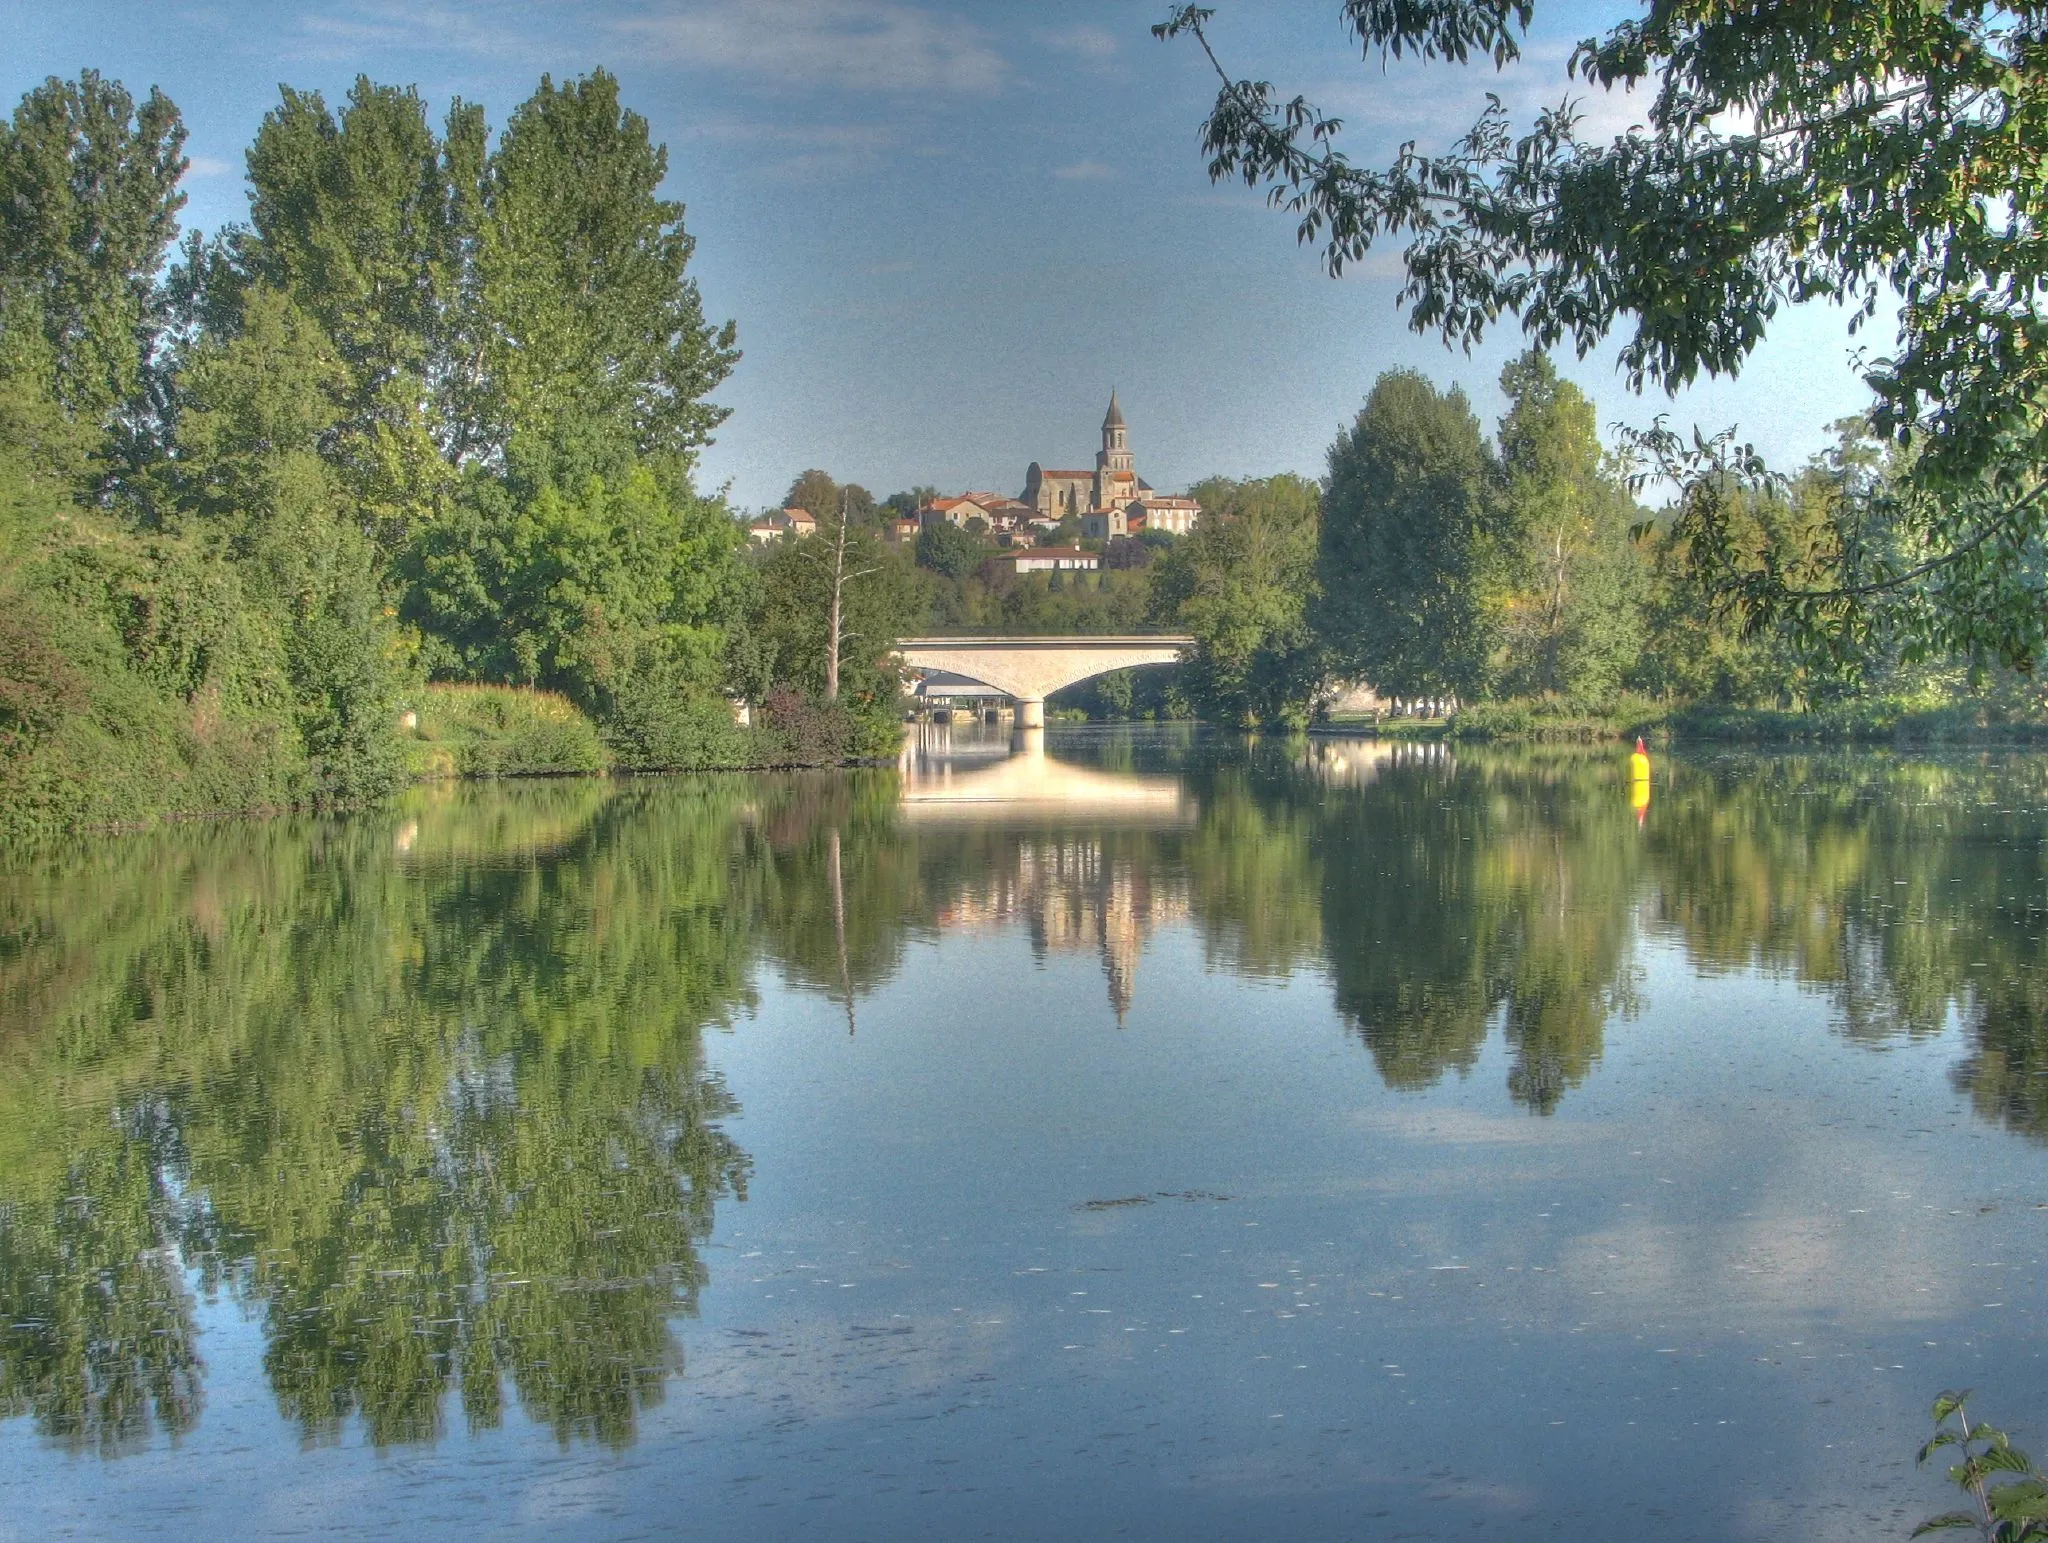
{"left": 1093, "top": 390, "right": 1133, "bottom": 511}
{"left": 1098, "top": 390, "right": 1133, "bottom": 476}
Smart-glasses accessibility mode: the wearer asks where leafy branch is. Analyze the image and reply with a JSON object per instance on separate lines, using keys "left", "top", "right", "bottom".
{"left": 1917, "top": 1392, "right": 2048, "bottom": 1540}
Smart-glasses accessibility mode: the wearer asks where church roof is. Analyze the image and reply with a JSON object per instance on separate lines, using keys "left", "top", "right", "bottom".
{"left": 1041, "top": 469, "right": 1094, "bottom": 479}
{"left": 1103, "top": 390, "right": 1124, "bottom": 429}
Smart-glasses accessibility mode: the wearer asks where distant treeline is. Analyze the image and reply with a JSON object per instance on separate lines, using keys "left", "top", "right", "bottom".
{"left": 796, "top": 355, "right": 2046, "bottom": 737}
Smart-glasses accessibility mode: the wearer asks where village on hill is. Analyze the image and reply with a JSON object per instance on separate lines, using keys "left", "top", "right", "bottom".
{"left": 746, "top": 394, "right": 1202, "bottom": 578}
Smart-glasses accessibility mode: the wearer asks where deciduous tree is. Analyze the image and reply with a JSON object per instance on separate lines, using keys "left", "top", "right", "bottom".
{"left": 1156, "top": 1, "right": 2048, "bottom": 665}
{"left": 1317, "top": 370, "right": 1498, "bottom": 701}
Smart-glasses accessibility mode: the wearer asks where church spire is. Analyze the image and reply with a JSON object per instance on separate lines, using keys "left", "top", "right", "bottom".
{"left": 1103, "top": 389, "right": 1124, "bottom": 430}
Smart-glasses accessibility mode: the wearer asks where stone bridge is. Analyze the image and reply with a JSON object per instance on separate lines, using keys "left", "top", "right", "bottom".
{"left": 895, "top": 635, "right": 1193, "bottom": 728}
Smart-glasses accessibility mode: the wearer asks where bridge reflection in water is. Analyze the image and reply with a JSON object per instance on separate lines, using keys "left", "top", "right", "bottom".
{"left": 897, "top": 721, "right": 1189, "bottom": 1022}
{"left": 897, "top": 721, "right": 1192, "bottom": 825}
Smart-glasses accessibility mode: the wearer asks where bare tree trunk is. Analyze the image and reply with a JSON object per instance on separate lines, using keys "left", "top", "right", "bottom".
{"left": 826, "top": 495, "right": 848, "bottom": 702}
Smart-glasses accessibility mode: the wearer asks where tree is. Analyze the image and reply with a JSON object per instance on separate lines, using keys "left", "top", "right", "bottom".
{"left": 915, "top": 516, "right": 984, "bottom": 581}
{"left": 0, "top": 71, "right": 187, "bottom": 458}
{"left": 401, "top": 460, "right": 747, "bottom": 719}
{"left": 1150, "top": 473, "right": 1323, "bottom": 728}
{"left": 170, "top": 285, "right": 404, "bottom": 798}
{"left": 466, "top": 71, "right": 737, "bottom": 484}
{"left": 883, "top": 485, "right": 938, "bottom": 520}
{"left": 1317, "top": 370, "right": 1498, "bottom": 702}
{"left": 1155, "top": 1, "right": 2048, "bottom": 667}
{"left": 1102, "top": 534, "right": 1156, "bottom": 571}
{"left": 1494, "top": 350, "right": 1644, "bottom": 702}
{"left": 754, "top": 503, "right": 925, "bottom": 748}
{"left": 214, "top": 69, "right": 738, "bottom": 554}
{"left": 781, "top": 470, "right": 874, "bottom": 528}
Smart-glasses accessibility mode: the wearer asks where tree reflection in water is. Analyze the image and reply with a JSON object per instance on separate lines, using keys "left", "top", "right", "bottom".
{"left": 3, "top": 738, "right": 2048, "bottom": 1454}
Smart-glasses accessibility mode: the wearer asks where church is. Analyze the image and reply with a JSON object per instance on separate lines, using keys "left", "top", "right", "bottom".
{"left": 1021, "top": 395, "right": 1200, "bottom": 539}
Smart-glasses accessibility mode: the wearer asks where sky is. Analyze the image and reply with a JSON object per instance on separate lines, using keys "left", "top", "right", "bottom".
{"left": 5, "top": 0, "right": 1882, "bottom": 511}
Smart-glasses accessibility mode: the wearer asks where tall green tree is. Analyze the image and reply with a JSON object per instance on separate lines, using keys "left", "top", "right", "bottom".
{"left": 1150, "top": 473, "right": 1323, "bottom": 727}
{"left": 1318, "top": 370, "right": 1498, "bottom": 701}
{"left": 914, "top": 516, "right": 985, "bottom": 580}
{"left": 170, "top": 285, "right": 404, "bottom": 797}
{"left": 0, "top": 71, "right": 186, "bottom": 461}
{"left": 466, "top": 71, "right": 736, "bottom": 485}
{"left": 1494, "top": 350, "right": 1643, "bottom": 702}
{"left": 223, "top": 77, "right": 470, "bottom": 551}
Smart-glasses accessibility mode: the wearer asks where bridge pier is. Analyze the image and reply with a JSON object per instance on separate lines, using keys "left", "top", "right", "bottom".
{"left": 1014, "top": 697, "right": 1045, "bottom": 729}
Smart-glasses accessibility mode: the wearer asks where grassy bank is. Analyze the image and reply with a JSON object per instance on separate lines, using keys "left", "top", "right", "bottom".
{"left": 402, "top": 683, "right": 883, "bottom": 781}
{"left": 1320, "top": 694, "right": 2048, "bottom": 746}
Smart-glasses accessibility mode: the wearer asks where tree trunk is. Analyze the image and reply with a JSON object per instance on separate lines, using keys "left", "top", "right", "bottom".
{"left": 826, "top": 498, "right": 847, "bottom": 702}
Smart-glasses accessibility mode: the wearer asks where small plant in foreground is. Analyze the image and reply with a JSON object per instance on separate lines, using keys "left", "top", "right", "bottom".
{"left": 1917, "top": 1392, "right": 2048, "bottom": 1539}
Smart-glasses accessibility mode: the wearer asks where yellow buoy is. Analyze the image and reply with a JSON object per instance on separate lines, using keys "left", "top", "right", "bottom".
{"left": 1629, "top": 736, "right": 1651, "bottom": 825}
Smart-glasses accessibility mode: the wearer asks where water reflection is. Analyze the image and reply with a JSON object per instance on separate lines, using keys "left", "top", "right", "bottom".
{"left": 3, "top": 735, "right": 2048, "bottom": 1460}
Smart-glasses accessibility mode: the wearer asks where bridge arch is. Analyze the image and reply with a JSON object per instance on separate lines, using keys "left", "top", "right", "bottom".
{"left": 895, "top": 635, "right": 1192, "bottom": 727}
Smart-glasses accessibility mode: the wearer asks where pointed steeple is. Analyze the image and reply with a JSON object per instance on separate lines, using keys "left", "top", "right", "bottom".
{"left": 1102, "top": 389, "right": 1124, "bottom": 430}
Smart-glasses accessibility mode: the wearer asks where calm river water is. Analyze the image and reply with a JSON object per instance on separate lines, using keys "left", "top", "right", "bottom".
{"left": 2, "top": 726, "right": 2046, "bottom": 1540}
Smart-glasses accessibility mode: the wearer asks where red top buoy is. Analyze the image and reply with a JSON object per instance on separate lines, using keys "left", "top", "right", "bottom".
{"left": 1635, "top": 737, "right": 1647, "bottom": 754}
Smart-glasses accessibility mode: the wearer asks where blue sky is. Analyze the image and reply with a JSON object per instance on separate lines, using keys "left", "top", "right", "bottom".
{"left": 5, "top": 0, "right": 1878, "bottom": 510}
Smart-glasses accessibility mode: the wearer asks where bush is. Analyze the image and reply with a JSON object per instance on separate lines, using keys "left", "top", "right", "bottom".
{"left": 601, "top": 686, "right": 756, "bottom": 771}
{"left": 410, "top": 684, "right": 608, "bottom": 778}
{"left": 757, "top": 685, "right": 858, "bottom": 765}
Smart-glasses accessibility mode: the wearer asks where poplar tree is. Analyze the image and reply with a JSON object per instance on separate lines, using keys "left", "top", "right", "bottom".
{"left": 0, "top": 71, "right": 186, "bottom": 459}
{"left": 1494, "top": 350, "right": 1643, "bottom": 702}
{"left": 1317, "top": 370, "right": 1498, "bottom": 702}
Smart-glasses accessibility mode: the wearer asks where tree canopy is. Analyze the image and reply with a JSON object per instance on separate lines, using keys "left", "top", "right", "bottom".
{"left": 1157, "top": 1, "right": 2048, "bottom": 666}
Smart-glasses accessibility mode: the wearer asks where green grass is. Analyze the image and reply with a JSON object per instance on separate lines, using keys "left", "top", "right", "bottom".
{"left": 405, "top": 684, "right": 609, "bottom": 779}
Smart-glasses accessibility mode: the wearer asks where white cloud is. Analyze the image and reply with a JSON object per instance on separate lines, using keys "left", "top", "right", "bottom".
{"left": 184, "top": 155, "right": 235, "bottom": 178}
{"left": 679, "top": 115, "right": 898, "bottom": 179}
{"left": 1052, "top": 159, "right": 1114, "bottom": 182}
{"left": 618, "top": 0, "right": 1006, "bottom": 95}
{"left": 1041, "top": 23, "right": 1118, "bottom": 71}
{"left": 284, "top": 2, "right": 541, "bottom": 63}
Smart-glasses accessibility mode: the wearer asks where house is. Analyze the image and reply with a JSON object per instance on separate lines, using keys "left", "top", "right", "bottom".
{"left": 747, "top": 506, "right": 820, "bottom": 545}
{"left": 989, "top": 546, "right": 1100, "bottom": 578}
{"left": 1083, "top": 494, "right": 1201, "bottom": 541}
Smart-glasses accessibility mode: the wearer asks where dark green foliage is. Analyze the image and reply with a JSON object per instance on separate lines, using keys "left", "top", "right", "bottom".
{"left": 915, "top": 517, "right": 985, "bottom": 580}
{"left": 782, "top": 470, "right": 873, "bottom": 526}
{"left": 403, "top": 462, "right": 747, "bottom": 718}
{"left": 1493, "top": 350, "right": 1643, "bottom": 704}
{"left": 0, "top": 63, "right": 789, "bottom": 837}
{"left": 1150, "top": 474, "right": 1323, "bottom": 728}
{"left": 601, "top": 688, "right": 754, "bottom": 771}
{"left": 1917, "top": 1393, "right": 2048, "bottom": 1539}
{"left": 1318, "top": 370, "right": 1497, "bottom": 701}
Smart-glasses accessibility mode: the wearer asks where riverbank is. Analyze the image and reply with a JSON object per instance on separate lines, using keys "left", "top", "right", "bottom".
{"left": 0, "top": 682, "right": 883, "bottom": 843}
{"left": 1321, "top": 695, "right": 2048, "bottom": 746}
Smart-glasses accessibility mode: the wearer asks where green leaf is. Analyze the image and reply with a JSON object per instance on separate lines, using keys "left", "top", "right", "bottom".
{"left": 1914, "top": 1513, "right": 1985, "bottom": 1535}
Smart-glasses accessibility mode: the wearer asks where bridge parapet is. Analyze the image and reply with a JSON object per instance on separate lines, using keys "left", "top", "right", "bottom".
{"left": 895, "top": 635, "right": 1192, "bottom": 726}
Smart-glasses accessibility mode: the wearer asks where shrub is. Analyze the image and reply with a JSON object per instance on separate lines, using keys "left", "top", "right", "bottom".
{"left": 757, "top": 685, "right": 857, "bottom": 766}
{"left": 602, "top": 686, "right": 756, "bottom": 771}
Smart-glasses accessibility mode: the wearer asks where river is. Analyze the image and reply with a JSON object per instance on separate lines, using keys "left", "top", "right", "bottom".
{"left": 1, "top": 725, "right": 2044, "bottom": 1540}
